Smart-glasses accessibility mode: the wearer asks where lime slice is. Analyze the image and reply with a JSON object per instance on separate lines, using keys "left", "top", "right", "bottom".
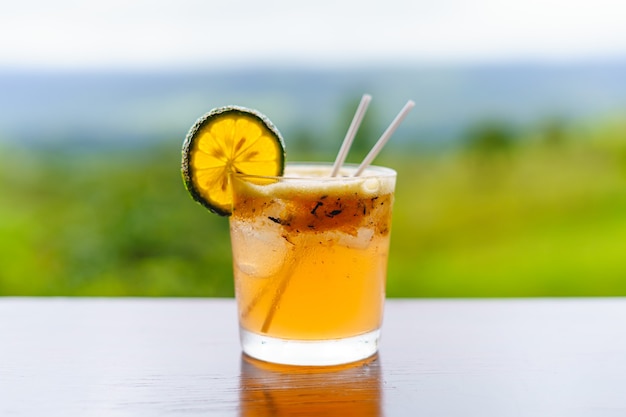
{"left": 182, "top": 106, "right": 285, "bottom": 216}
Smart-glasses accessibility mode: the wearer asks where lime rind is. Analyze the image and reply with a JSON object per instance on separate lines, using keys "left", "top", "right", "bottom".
{"left": 182, "top": 106, "right": 286, "bottom": 216}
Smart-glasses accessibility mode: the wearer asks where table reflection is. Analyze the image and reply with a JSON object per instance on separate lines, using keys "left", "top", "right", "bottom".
{"left": 239, "top": 354, "right": 382, "bottom": 417}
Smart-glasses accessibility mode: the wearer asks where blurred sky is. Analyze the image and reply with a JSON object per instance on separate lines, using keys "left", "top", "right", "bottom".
{"left": 2, "top": 0, "right": 626, "bottom": 70}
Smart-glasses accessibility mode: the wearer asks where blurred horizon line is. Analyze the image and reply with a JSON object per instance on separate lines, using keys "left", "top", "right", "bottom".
{"left": 2, "top": 55, "right": 626, "bottom": 74}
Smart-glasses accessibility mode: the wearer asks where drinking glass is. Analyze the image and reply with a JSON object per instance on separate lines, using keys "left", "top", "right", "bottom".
{"left": 229, "top": 163, "right": 396, "bottom": 366}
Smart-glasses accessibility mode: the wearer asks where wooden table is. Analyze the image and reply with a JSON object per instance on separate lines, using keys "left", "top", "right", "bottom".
{"left": 1, "top": 298, "right": 625, "bottom": 416}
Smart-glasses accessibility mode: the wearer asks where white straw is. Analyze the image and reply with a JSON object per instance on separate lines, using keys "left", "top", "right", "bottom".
{"left": 330, "top": 94, "right": 372, "bottom": 176}
{"left": 354, "top": 100, "right": 415, "bottom": 176}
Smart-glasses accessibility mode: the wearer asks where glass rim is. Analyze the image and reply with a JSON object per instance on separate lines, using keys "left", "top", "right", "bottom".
{"left": 233, "top": 162, "right": 397, "bottom": 181}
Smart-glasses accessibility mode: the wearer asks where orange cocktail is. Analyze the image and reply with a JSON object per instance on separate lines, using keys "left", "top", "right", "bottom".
{"left": 230, "top": 163, "right": 396, "bottom": 366}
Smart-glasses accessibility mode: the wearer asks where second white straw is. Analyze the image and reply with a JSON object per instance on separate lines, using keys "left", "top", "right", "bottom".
{"left": 330, "top": 94, "right": 372, "bottom": 176}
{"left": 354, "top": 100, "right": 415, "bottom": 176}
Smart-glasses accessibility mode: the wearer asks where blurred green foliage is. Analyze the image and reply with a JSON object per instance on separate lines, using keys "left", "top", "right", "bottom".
{"left": 1, "top": 117, "right": 626, "bottom": 297}
{"left": 0, "top": 145, "right": 233, "bottom": 296}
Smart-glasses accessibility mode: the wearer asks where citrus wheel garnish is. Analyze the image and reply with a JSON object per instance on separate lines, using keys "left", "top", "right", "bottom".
{"left": 181, "top": 106, "right": 285, "bottom": 216}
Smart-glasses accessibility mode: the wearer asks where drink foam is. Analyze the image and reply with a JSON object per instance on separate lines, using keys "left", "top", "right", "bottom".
{"left": 235, "top": 164, "right": 396, "bottom": 198}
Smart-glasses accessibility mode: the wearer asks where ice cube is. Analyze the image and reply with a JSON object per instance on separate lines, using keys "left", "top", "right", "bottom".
{"left": 362, "top": 178, "right": 380, "bottom": 193}
{"left": 231, "top": 221, "right": 290, "bottom": 278}
{"left": 330, "top": 227, "right": 375, "bottom": 250}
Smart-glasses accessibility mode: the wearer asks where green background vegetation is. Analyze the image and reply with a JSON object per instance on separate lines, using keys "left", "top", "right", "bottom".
{"left": 1, "top": 116, "right": 626, "bottom": 297}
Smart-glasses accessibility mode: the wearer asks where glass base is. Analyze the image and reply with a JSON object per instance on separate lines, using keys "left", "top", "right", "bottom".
{"left": 239, "top": 328, "right": 380, "bottom": 366}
